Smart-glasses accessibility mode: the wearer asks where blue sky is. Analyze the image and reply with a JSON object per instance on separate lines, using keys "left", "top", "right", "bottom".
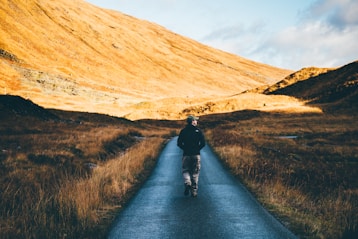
{"left": 86, "top": 0, "right": 358, "bottom": 70}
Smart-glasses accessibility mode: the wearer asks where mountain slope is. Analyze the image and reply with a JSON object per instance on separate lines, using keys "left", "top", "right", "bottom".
{"left": 0, "top": 0, "right": 291, "bottom": 119}
{"left": 246, "top": 67, "right": 333, "bottom": 94}
{"left": 270, "top": 61, "right": 358, "bottom": 111}
{"left": 171, "top": 61, "right": 358, "bottom": 118}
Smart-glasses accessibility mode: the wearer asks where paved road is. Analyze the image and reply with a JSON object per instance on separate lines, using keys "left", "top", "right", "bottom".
{"left": 108, "top": 137, "right": 297, "bottom": 239}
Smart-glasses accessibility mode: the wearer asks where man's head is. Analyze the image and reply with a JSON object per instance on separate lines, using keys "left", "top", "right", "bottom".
{"left": 187, "top": 115, "right": 199, "bottom": 126}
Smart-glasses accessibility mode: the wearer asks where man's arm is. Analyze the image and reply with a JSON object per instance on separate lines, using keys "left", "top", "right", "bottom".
{"left": 199, "top": 131, "right": 205, "bottom": 150}
{"left": 177, "top": 130, "right": 184, "bottom": 149}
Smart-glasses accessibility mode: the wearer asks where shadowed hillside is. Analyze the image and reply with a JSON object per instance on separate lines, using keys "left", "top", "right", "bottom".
{"left": 269, "top": 61, "right": 358, "bottom": 111}
{"left": 0, "top": 95, "right": 58, "bottom": 120}
{"left": 0, "top": 0, "right": 291, "bottom": 119}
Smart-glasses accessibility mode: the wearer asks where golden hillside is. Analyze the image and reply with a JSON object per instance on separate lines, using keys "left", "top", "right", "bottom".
{"left": 0, "top": 0, "right": 293, "bottom": 119}
{"left": 247, "top": 67, "right": 333, "bottom": 94}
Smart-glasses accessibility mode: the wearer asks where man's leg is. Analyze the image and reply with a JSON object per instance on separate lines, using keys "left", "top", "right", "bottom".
{"left": 182, "top": 156, "right": 192, "bottom": 196}
{"left": 190, "top": 155, "right": 201, "bottom": 197}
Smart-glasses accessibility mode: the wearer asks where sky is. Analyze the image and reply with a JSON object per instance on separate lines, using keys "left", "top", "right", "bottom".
{"left": 86, "top": 0, "right": 358, "bottom": 70}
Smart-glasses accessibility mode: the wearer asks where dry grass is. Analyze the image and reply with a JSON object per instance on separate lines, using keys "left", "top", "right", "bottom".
{"left": 248, "top": 67, "right": 334, "bottom": 94}
{"left": 2, "top": 93, "right": 357, "bottom": 239}
{"left": 0, "top": 110, "right": 172, "bottom": 239}
{"left": 204, "top": 111, "right": 358, "bottom": 239}
{"left": 55, "top": 137, "right": 164, "bottom": 238}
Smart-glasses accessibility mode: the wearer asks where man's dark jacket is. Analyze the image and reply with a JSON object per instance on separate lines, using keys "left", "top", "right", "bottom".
{"left": 177, "top": 124, "right": 205, "bottom": 156}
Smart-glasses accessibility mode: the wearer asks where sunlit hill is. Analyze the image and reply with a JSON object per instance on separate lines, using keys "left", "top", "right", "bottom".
{"left": 0, "top": 0, "right": 306, "bottom": 119}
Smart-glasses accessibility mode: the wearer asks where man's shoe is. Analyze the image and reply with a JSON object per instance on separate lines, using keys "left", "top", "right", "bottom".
{"left": 191, "top": 188, "right": 197, "bottom": 197}
{"left": 184, "top": 185, "right": 191, "bottom": 196}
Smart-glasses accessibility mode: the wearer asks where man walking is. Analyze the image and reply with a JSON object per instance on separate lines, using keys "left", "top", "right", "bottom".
{"left": 177, "top": 115, "right": 205, "bottom": 197}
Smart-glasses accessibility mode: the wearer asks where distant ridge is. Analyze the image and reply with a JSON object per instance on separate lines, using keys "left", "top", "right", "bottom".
{"left": 269, "top": 61, "right": 358, "bottom": 110}
{"left": 247, "top": 67, "right": 333, "bottom": 94}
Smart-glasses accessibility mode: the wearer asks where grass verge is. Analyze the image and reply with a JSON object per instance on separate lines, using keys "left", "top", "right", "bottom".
{"left": 0, "top": 110, "right": 172, "bottom": 239}
{"left": 203, "top": 111, "right": 357, "bottom": 239}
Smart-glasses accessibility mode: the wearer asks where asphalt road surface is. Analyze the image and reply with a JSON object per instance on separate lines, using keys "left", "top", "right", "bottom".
{"left": 108, "top": 137, "right": 297, "bottom": 239}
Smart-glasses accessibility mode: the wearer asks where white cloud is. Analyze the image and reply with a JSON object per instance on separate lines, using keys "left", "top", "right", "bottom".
{"left": 247, "top": 0, "right": 358, "bottom": 70}
{"left": 257, "top": 22, "right": 358, "bottom": 69}
{"left": 308, "top": 0, "right": 358, "bottom": 28}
